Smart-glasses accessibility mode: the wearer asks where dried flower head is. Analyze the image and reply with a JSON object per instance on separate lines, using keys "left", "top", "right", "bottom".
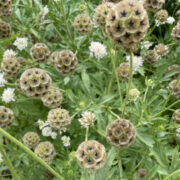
{"left": 0, "top": 0, "right": 12, "bottom": 16}
{"left": 35, "top": 141, "right": 56, "bottom": 164}
{"left": 144, "top": 50, "right": 159, "bottom": 64}
{"left": 143, "top": 0, "right": 165, "bottom": 12}
{"left": 117, "top": 63, "right": 130, "bottom": 81}
{"left": 172, "top": 21, "right": 180, "bottom": 42}
{"left": 23, "top": 132, "right": 40, "bottom": 149}
{"left": 0, "top": 19, "right": 11, "bottom": 38}
{"left": 154, "top": 44, "right": 169, "bottom": 57}
{"left": 137, "top": 169, "right": 149, "bottom": 180}
{"left": 172, "top": 109, "right": 180, "bottom": 124}
{"left": 17, "top": 56, "right": 26, "bottom": 66}
{"left": 128, "top": 88, "right": 140, "bottom": 101}
{"left": 79, "top": 111, "right": 95, "bottom": 128}
{"left": 0, "top": 106, "right": 14, "bottom": 128}
{"left": 19, "top": 68, "right": 52, "bottom": 99}
{"left": 106, "top": 118, "right": 136, "bottom": 149}
{"left": 76, "top": 140, "right": 106, "bottom": 170}
{"left": 73, "top": 14, "right": 92, "bottom": 35}
{"left": 155, "top": 10, "right": 168, "bottom": 25}
{"left": 167, "top": 79, "right": 180, "bottom": 99}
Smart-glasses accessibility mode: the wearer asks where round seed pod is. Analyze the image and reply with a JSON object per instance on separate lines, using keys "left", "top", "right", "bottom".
{"left": 41, "top": 88, "right": 63, "bottom": 109}
{"left": 144, "top": 50, "right": 159, "bottom": 64}
{"left": 106, "top": 0, "right": 149, "bottom": 50}
{"left": 172, "top": 109, "right": 180, "bottom": 124}
{"left": 172, "top": 21, "right": 180, "bottom": 42}
{"left": 73, "top": 14, "right": 92, "bottom": 35}
{"left": 137, "top": 169, "right": 149, "bottom": 180}
{"left": 1, "top": 57, "right": 20, "bottom": 77}
{"left": 167, "top": 79, "right": 180, "bottom": 99}
{"left": 47, "top": 108, "right": 71, "bottom": 130}
{"left": 143, "top": 0, "right": 165, "bottom": 12}
{"left": 94, "top": 3, "right": 114, "bottom": 28}
{"left": 0, "top": 0, "right": 11, "bottom": 17}
{"left": 30, "top": 43, "right": 50, "bottom": 63}
{"left": 155, "top": 10, "right": 168, "bottom": 24}
{"left": 154, "top": 44, "right": 169, "bottom": 56}
{"left": 23, "top": 132, "right": 40, "bottom": 149}
{"left": 19, "top": 68, "right": 52, "bottom": 99}
{"left": 106, "top": 118, "right": 136, "bottom": 149}
{"left": 34, "top": 141, "right": 56, "bottom": 164}
{"left": 0, "top": 106, "right": 14, "bottom": 128}
{"left": 50, "top": 51, "right": 59, "bottom": 64}
{"left": 76, "top": 140, "right": 106, "bottom": 171}
{"left": 0, "top": 19, "right": 11, "bottom": 39}
{"left": 52, "top": 50, "right": 78, "bottom": 74}
{"left": 117, "top": 63, "right": 130, "bottom": 81}
{"left": 17, "top": 56, "right": 26, "bottom": 66}
{"left": 167, "top": 64, "right": 180, "bottom": 79}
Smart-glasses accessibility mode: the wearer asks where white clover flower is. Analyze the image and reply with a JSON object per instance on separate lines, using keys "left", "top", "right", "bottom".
{"left": 78, "top": 111, "right": 95, "bottom": 128}
{"left": 128, "top": 88, "right": 140, "bottom": 101}
{"left": 166, "top": 17, "right": 175, "bottom": 24}
{"left": 126, "top": 56, "right": 144, "bottom": 72}
{"left": 3, "top": 49, "right": 16, "bottom": 59}
{"left": 51, "top": 132, "right": 57, "bottom": 139}
{"left": 40, "top": 5, "right": 49, "bottom": 19}
{"left": 0, "top": 72, "right": 7, "bottom": 87}
{"left": 2, "top": 88, "right": 15, "bottom": 103}
{"left": 13, "top": 37, "right": 28, "bottom": 51}
{"left": 61, "top": 136, "right": 70, "bottom": 147}
{"left": 0, "top": 153, "right": 3, "bottom": 164}
{"left": 141, "top": 41, "right": 153, "bottom": 49}
{"left": 89, "top": 41, "right": 107, "bottom": 59}
{"left": 42, "top": 126, "right": 52, "bottom": 137}
{"left": 37, "top": 119, "right": 49, "bottom": 130}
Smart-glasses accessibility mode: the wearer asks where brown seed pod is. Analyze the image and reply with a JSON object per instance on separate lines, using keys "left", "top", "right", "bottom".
{"left": 52, "top": 50, "right": 78, "bottom": 74}
{"left": 47, "top": 108, "right": 71, "bottom": 130}
{"left": 106, "top": 0, "right": 149, "bottom": 50}
{"left": 41, "top": 88, "right": 63, "bottom": 109}
{"left": 73, "top": 14, "right": 92, "bottom": 35}
{"left": 1, "top": 57, "right": 20, "bottom": 77}
{"left": 30, "top": 43, "right": 50, "bottom": 63}
{"left": 19, "top": 68, "right": 52, "bottom": 99}
{"left": 106, "top": 118, "right": 136, "bottom": 149}
{"left": 137, "top": 169, "right": 149, "bottom": 180}
{"left": 172, "top": 21, "right": 180, "bottom": 42}
{"left": 0, "top": 106, "right": 14, "bottom": 128}
{"left": 154, "top": 44, "right": 169, "bottom": 56}
{"left": 155, "top": 10, "right": 168, "bottom": 24}
{"left": 0, "top": 0, "right": 12, "bottom": 17}
{"left": 172, "top": 109, "right": 180, "bottom": 124}
{"left": 0, "top": 19, "right": 11, "bottom": 38}
{"left": 23, "top": 132, "right": 40, "bottom": 149}
{"left": 144, "top": 50, "right": 159, "bottom": 64}
{"left": 167, "top": 79, "right": 180, "bottom": 99}
{"left": 34, "top": 141, "right": 56, "bottom": 164}
{"left": 76, "top": 140, "right": 106, "bottom": 170}
{"left": 143, "top": 0, "right": 165, "bottom": 12}
{"left": 117, "top": 62, "right": 130, "bottom": 81}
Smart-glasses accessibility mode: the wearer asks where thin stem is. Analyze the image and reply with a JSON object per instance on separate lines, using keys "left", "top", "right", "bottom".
{"left": 143, "top": 86, "right": 149, "bottom": 103}
{"left": 0, "top": 145, "right": 20, "bottom": 180}
{"left": 85, "top": 127, "right": 89, "bottom": 141}
{"left": 0, "top": 128, "right": 65, "bottom": 180}
{"left": 164, "top": 169, "right": 180, "bottom": 180}
{"left": 118, "top": 149, "right": 123, "bottom": 179}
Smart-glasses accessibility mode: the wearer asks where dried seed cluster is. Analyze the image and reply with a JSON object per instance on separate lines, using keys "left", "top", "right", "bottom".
{"left": 155, "top": 10, "right": 168, "bottom": 24}
{"left": 30, "top": 43, "right": 50, "bottom": 63}
{"left": 106, "top": 0, "right": 149, "bottom": 50}
{"left": 23, "top": 132, "right": 40, "bottom": 149}
{"left": 167, "top": 79, "right": 180, "bottom": 99}
{"left": 117, "top": 62, "right": 130, "bottom": 81}
{"left": 0, "top": 19, "right": 11, "bottom": 39}
{"left": 143, "top": 0, "right": 165, "bottom": 12}
{"left": 34, "top": 141, "right": 56, "bottom": 164}
{"left": 106, "top": 119, "right": 136, "bottom": 149}
{"left": 0, "top": 106, "right": 14, "bottom": 128}
{"left": 47, "top": 108, "right": 71, "bottom": 130}
{"left": 17, "top": 56, "right": 26, "bottom": 66}
{"left": 144, "top": 50, "right": 159, "bottom": 64}
{"left": 41, "top": 88, "right": 63, "bottom": 109}
{"left": 76, "top": 140, "right": 106, "bottom": 170}
{"left": 172, "top": 109, "right": 180, "bottom": 124}
{"left": 0, "top": 0, "right": 12, "bottom": 16}
{"left": 51, "top": 50, "right": 78, "bottom": 74}
{"left": 19, "top": 68, "right": 52, "bottom": 99}
{"left": 154, "top": 44, "right": 169, "bottom": 56}
{"left": 73, "top": 14, "right": 92, "bottom": 35}
{"left": 94, "top": 3, "right": 114, "bottom": 28}
{"left": 1, "top": 57, "right": 20, "bottom": 77}
{"left": 172, "top": 21, "right": 180, "bottom": 42}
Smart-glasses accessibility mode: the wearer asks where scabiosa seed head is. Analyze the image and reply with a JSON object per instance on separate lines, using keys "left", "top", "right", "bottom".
{"left": 0, "top": 0, "right": 12, "bottom": 16}
{"left": 167, "top": 79, "right": 180, "bottom": 99}
{"left": 106, "top": 118, "right": 136, "bottom": 149}
{"left": 35, "top": 141, "right": 56, "bottom": 164}
{"left": 73, "top": 14, "right": 92, "bottom": 35}
{"left": 143, "top": 0, "right": 165, "bottom": 12}
{"left": 51, "top": 50, "right": 78, "bottom": 74}
{"left": 1, "top": 57, "right": 20, "bottom": 77}
{"left": 172, "top": 109, "right": 180, "bottom": 124}
{"left": 144, "top": 50, "right": 159, "bottom": 64}
{"left": 23, "top": 132, "right": 40, "bottom": 149}
{"left": 0, "top": 106, "right": 14, "bottom": 128}
{"left": 154, "top": 44, "right": 169, "bottom": 57}
{"left": 47, "top": 108, "right": 71, "bottom": 131}
{"left": 0, "top": 19, "right": 11, "bottom": 39}
{"left": 172, "top": 21, "right": 180, "bottom": 42}
{"left": 155, "top": 10, "right": 168, "bottom": 25}
{"left": 117, "top": 63, "right": 130, "bottom": 81}
{"left": 128, "top": 88, "right": 140, "bottom": 101}
{"left": 17, "top": 56, "right": 26, "bottom": 66}
{"left": 76, "top": 140, "right": 106, "bottom": 171}
{"left": 137, "top": 169, "right": 149, "bottom": 180}
{"left": 30, "top": 43, "right": 50, "bottom": 63}
{"left": 79, "top": 111, "right": 95, "bottom": 128}
{"left": 19, "top": 68, "right": 52, "bottom": 99}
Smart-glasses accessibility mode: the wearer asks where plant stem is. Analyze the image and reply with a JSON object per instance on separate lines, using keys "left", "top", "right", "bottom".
{"left": 0, "top": 145, "right": 20, "bottom": 180}
{"left": 85, "top": 127, "right": 89, "bottom": 141}
{"left": 164, "top": 169, "right": 180, "bottom": 180}
{"left": 118, "top": 149, "right": 123, "bottom": 179}
{"left": 0, "top": 128, "right": 65, "bottom": 180}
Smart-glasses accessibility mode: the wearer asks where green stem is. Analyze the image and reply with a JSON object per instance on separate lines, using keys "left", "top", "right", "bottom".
{"left": 85, "top": 127, "right": 89, "bottom": 141}
{"left": 118, "top": 149, "right": 123, "bottom": 179}
{"left": 0, "top": 128, "right": 65, "bottom": 180}
{"left": 0, "top": 145, "right": 20, "bottom": 180}
{"left": 164, "top": 169, "right": 180, "bottom": 180}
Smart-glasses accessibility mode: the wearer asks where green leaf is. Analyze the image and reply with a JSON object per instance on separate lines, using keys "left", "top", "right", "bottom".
{"left": 81, "top": 71, "right": 91, "bottom": 93}
{"left": 144, "top": 165, "right": 158, "bottom": 180}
